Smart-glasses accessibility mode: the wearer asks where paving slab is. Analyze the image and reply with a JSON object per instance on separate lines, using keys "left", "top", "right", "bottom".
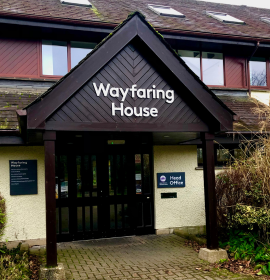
{"left": 57, "top": 234, "right": 253, "bottom": 280}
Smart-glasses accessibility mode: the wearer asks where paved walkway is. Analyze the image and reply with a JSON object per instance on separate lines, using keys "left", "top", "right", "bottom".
{"left": 57, "top": 234, "right": 253, "bottom": 280}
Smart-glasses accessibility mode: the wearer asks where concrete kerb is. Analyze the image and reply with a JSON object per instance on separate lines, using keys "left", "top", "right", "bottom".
{"left": 199, "top": 248, "right": 228, "bottom": 263}
{"left": 39, "top": 263, "right": 66, "bottom": 280}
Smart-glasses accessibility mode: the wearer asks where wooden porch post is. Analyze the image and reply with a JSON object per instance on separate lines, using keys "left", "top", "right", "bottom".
{"left": 44, "top": 131, "right": 57, "bottom": 267}
{"left": 201, "top": 132, "right": 219, "bottom": 250}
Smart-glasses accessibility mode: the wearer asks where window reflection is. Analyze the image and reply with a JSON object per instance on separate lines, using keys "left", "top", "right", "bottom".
{"left": 71, "top": 41, "right": 96, "bottom": 68}
{"left": 250, "top": 57, "right": 267, "bottom": 86}
{"left": 202, "top": 52, "right": 224, "bottom": 85}
{"left": 135, "top": 154, "right": 142, "bottom": 194}
{"left": 42, "top": 40, "right": 68, "bottom": 75}
{"left": 143, "top": 154, "right": 151, "bottom": 194}
{"left": 216, "top": 148, "right": 230, "bottom": 166}
{"left": 76, "top": 156, "right": 82, "bottom": 198}
{"left": 178, "top": 50, "right": 201, "bottom": 78}
{"left": 59, "top": 156, "right": 68, "bottom": 198}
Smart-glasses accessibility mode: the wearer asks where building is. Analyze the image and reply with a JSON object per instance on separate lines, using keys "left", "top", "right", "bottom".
{"left": 0, "top": 0, "right": 269, "bottom": 266}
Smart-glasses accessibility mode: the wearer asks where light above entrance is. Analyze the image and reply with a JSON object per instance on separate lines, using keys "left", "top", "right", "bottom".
{"left": 148, "top": 4, "right": 185, "bottom": 18}
{"left": 206, "top": 11, "right": 245, "bottom": 24}
{"left": 60, "top": 0, "right": 92, "bottom": 7}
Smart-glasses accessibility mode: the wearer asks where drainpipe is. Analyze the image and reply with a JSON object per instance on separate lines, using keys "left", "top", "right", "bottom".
{"left": 247, "top": 41, "right": 260, "bottom": 96}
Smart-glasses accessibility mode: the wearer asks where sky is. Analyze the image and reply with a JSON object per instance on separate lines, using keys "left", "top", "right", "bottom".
{"left": 198, "top": 0, "right": 270, "bottom": 9}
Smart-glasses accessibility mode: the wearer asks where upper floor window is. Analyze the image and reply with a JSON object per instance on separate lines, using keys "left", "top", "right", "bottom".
{"left": 179, "top": 50, "right": 224, "bottom": 86}
{"left": 42, "top": 41, "right": 68, "bottom": 76}
{"left": 71, "top": 42, "right": 96, "bottom": 68}
{"left": 250, "top": 57, "right": 267, "bottom": 87}
{"left": 42, "top": 40, "right": 96, "bottom": 76}
{"left": 202, "top": 52, "right": 224, "bottom": 86}
{"left": 177, "top": 50, "right": 200, "bottom": 78}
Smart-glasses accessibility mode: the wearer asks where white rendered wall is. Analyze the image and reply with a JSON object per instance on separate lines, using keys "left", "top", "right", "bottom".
{"left": 154, "top": 145, "right": 205, "bottom": 230}
{"left": 251, "top": 91, "right": 270, "bottom": 106}
{"left": 0, "top": 146, "right": 45, "bottom": 241}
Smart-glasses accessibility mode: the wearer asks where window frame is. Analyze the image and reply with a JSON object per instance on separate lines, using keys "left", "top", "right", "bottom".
{"left": 40, "top": 40, "right": 95, "bottom": 79}
{"left": 197, "top": 145, "right": 242, "bottom": 167}
{"left": 179, "top": 50, "right": 226, "bottom": 87}
{"left": 248, "top": 57, "right": 270, "bottom": 90}
{"left": 179, "top": 49, "right": 270, "bottom": 89}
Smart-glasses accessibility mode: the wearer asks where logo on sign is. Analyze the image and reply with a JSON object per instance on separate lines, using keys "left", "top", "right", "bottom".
{"left": 160, "top": 175, "right": 166, "bottom": 182}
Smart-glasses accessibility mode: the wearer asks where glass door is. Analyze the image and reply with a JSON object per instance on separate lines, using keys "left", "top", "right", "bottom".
{"left": 56, "top": 132, "right": 154, "bottom": 242}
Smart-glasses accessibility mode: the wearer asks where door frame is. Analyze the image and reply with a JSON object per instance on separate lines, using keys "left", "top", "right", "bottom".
{"left": 55, "top": 132, "right": 155, "bottom": 242}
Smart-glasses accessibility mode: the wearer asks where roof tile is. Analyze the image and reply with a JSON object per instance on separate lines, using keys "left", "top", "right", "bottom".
{"left": 0, "top": 0, "right": 270, "bottom": 40}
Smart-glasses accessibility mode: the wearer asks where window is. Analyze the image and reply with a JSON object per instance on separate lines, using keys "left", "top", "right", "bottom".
{"left": 261, "top": 17, "right": 270, "bottom": 24}
{"left": 178, "top": 50, "right": 201, "bottom": 78}
{"left": 178, "top": 50, "right": 224, "bottom": 86}
{"left": 250, "top": 57, "right": 267, "bottom": 87}
{"left": 42, "top": 41, "right": 68, "bottom": 76}
{"left": 60, "top": 0, "right": 92, "bottom": 7}
{"left": 148, "top": 4, "right": 185, "bottom": 18}
{"left": 71, "top": 42, "right": 96, "bottom": 68}
{"left": 42, "top": 40, "right": 96, "bottom": 76}
{"left": 206, "top": 11, "right": 245, "bottom": 24}
{"left": 197, "top": 146, "right": 240, "bottom": 167}
{"left": 202, "top": 52, "right": 224, "bottom": 86}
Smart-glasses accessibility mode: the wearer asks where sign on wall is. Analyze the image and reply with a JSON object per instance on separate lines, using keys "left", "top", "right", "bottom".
{"left": 10, "top": 160, "right": 38, "bottom": 195}
{"left": 93, "top": 83, "right": 175, "bottom": 118}
{"left": 157, "top": 172, "right": 185, "bottom": 188}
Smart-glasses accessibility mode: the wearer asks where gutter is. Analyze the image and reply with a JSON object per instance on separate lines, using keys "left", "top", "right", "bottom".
{"left": 247, "top": 41, "right": 260, "bottom": 96}
{"left": 1, "top": 14, "right": 270, "bottom": 46}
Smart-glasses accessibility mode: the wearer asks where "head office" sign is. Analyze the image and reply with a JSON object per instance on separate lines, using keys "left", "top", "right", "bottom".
{"left": 157, "top": 172, "right": 185, "bottom": 188}
{"left": 93, "top": 83, "right": 175, "bottom": 118}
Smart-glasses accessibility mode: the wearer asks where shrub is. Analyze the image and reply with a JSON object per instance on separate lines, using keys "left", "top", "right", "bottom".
{"left": 0, "top": 252, "right": 31, "bottom": 280}
{"left": 0, "top": 244, "right": 32, "bottom": 280}
{"left": 216, "top": 102, "right": 270, "bottom": 242}
{"left": 0, "top": 192, "right": 6, "bottom": 241}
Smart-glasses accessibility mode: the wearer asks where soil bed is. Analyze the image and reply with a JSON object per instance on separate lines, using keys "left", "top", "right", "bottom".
{"left": 184, "top": 240, "right": 270, "bottom": 279}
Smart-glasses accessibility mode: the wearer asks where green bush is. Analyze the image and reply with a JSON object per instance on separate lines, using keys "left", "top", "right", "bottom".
{"left": 220, "top": 230, "right": 270, "bottom": 275}
{"left": 0, "top": 252, "right": 31, "bottom": 280}
{"left": 215, "top": 135, "right": 270, "bottom": 241}
{"left": 0, "top": 193, "right": 6, "bottom": 241}
{"left": 0, "top": 244, "right": 31, "bottom": 280}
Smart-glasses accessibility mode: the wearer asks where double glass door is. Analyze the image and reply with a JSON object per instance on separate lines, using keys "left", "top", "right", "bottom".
{"left": 55, "top": 133, "right": 154, "bottom": 242}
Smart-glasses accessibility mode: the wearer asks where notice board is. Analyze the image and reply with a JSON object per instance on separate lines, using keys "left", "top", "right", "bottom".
{"left": 157, "top": 172, "right": 185, "bottom": 188}
{"left": 10, "top": 160, "right": 38, "bottom": 195}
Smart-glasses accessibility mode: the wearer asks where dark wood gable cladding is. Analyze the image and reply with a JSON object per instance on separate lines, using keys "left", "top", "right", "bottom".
{"left": 47, "top": 43, "right": 205, "bottom": 132}
{"left": 26, "top": 12, "right": 234, "bottom": 133}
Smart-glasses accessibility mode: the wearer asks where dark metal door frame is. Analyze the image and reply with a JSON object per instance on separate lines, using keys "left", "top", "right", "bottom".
{"left": 56, "top": 132, "right": 154, "bottom": 242}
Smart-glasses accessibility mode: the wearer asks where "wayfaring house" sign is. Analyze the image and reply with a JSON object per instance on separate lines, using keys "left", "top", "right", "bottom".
{"left": 93, "top": 83, "right": 175, "bottom": 117}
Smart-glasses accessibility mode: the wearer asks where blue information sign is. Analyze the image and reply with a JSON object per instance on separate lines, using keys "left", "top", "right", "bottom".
{"left": 157, "top": 172, "right": 185, "bottom": 188}
{"left": 10, "top": 160, "right": 38, "bottom": 195}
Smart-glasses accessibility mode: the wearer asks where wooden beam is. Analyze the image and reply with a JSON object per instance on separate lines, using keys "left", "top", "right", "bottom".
{"left": 44, "top": 131, "right": 57, "bottom": 267}
{"left": 201, "top": 132, "right": 219, "bottom": 250}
